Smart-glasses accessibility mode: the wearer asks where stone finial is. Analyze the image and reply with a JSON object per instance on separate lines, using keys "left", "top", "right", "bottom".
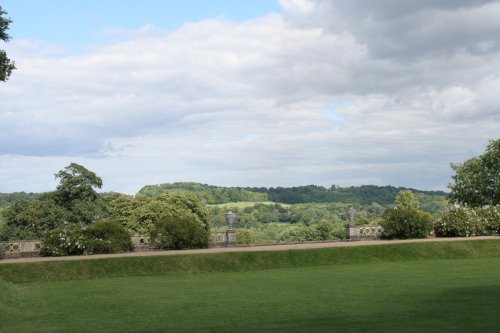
{"left": 225, "top": 210, "right": 235, "bottom": 230}
{"left": 346, "top": 205, "right": 356, "bottom": 224}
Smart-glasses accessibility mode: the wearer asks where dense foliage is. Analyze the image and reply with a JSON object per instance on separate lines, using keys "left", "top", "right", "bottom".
{"left": 232, "top": 221, "right": 345, "bottom": 245}
{"left": 434, "top": 205, "right": 500, "bottom": 237}
{"left": 0, "top": 163, "right": 458, "bottom": 247}
{"left": 138, "top": 182, "right": 448, "bottom": 212}
{"left": 0, "top": 165, "right": 211, "bottom": 253}
{"left": 0, "top": 195, "right": 67, "bottom": 240}
{"left": 0, "top": 192, "right": 40, "bottom": 208}
{"left": 151, "top": 215, "right": 210, "bottom": 250}
{"left": 54, "top": 163, "right": 104, "bottom": 223}
{"left": 449, "top": 138, "right": 500, "bottom": 207}
{"left": 382, "top": 191, "right": 433, "bottom": 239}
{"left": 0, "top": 163, "right": 105, "bottom": 240}
{"left": 41, "top": 221, "right": 133, "bottom": 256}
{"left": 0, "top": 6, "right": 15, "bottom": 81}
{"left": 382, "top": 208, "right": 433, "bottom": 239}
{"left": 235, "top": 222, "right": 342, "bottom": 244}
{"left": 109, "top": 193, "right": 210, "bottom": 235}
{"left": 138, "top": 182, "right": 268, "bottom": 203}
{"left": 276, "top": 221, "right": 342, "bottom": 243}
{"left": 208, "top": 202, "right": 384, "bottom": 230}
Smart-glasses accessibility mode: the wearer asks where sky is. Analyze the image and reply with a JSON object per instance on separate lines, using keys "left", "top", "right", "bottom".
{"left": 1, "top": 0, "right": 499, "bottom": 194}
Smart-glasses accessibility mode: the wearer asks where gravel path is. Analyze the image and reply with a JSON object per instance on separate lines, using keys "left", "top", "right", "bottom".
{"left": 1, "top": 236, "right": 498, "bottom": 265}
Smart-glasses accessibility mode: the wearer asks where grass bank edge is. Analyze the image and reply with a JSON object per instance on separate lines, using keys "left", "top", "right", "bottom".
{"left": 1, "top": 239, "right": 500, "bottom": 284}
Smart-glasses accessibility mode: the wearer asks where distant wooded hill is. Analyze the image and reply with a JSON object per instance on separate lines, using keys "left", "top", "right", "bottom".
{"left": 0, "top": 192, "right": 40, "bottom": 208}
{"left": 137, "top": 182, "right": 448, "bottom": 206}
{"left": 1, "top": 183, "right": 449, "bottom": 215}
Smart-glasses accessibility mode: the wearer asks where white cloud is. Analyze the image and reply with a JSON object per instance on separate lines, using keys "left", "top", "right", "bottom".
{"left": 1, "top": 1, "right": 499, "bottom": 193}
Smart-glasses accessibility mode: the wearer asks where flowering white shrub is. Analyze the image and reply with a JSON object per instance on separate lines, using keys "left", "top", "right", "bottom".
{"left": 434, "top": 205, "right": 500, "bottom": 237}
{"left": 479, "top": 205, "right": 500, "bottom": 235}
{"left": 41, "top": 223, "right": 92, "bottom": 256}
{"left": 41, "top": 221, "right": 133, "bottom": 256}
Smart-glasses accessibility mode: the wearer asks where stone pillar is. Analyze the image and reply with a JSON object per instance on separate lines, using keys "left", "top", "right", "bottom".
{"left": 226, "top": 229, "right": 237, "bottom": 246}
{"left": 225, "top": 210, "right": 237, "bottom": 246}
{"left": 345, "top": 205, "right": 357, "bottom": 241}
{"left": 346, "top": 224, "right": 352, "bottom": 240}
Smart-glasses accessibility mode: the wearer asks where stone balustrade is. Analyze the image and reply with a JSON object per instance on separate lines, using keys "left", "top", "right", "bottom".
{"left": 0, "top": 240, "right": 43, "bottom": 259}
{"left": 346, "top": 224, "right": 384, "bottom": 240}
{"left": 210, "top": 230, "right": 237, "bottom": 248}
{"left": 1, "top": 210, "right": 241, "bottom": 259}
{"left": 1, "top": 232, "right": 239, "bottom": 259}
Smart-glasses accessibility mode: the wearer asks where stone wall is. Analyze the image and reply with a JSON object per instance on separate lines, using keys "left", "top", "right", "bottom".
{"left": 346, "top": 224, "right": 384, "bottom": 240}
{"left": 210, "top": 230, "right": 237, "bottom": 248}
{"left": 1, "top": 232, "right": 239, "bottom": 258}
{"left": 130, "top": 235, "right": 158, "bottom": 251}
{"left": 0, "top": 240, "right": 42, "bottom": 259}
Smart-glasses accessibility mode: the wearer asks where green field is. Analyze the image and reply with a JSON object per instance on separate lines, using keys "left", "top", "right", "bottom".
{"left": 210, "top": 201, "right": 290, "bottom": 209}
{"left": 1, "top": 240, "right": 500, "bottom": 332}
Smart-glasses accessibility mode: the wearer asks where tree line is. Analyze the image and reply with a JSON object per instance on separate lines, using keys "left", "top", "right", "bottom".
{"left": 1, "top": 163, "right": 211, "bottom": 254}
{"left": 0, "top": 138, "right": 498, "bottom": 250}
{"left": 138, "top": 182, "right": 448, "bottom": 206}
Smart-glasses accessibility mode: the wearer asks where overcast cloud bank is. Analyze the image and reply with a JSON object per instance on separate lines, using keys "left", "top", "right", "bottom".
{"left": 1, "top": 0, "right": 499, "bottom": 193}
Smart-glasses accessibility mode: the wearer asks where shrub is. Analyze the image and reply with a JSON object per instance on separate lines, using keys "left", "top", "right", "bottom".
{"left": 135, "top": 193, "right": 210, "bottom": 235}
{"left": 236, "top": 229, "right": 258, "bottom": 244}
{"left": 313, "top": 221, "right": 335, "bottom": 240}
{"left": 434, "top": 206, "right": 482, "bottom": 237}
{"left": 86, "top": 221, "right": 133, "bottom": 254}
{"left": 480, "top": 205, "right": 500, "bottom": 235}
{"left": 434, "top": 205, "right": 500, "bottom": 237}
{"left": 41, "top": 221, "right": 133, "bottom": 256}
{"left": 0, "top": 224, "right": 38, "bottom": 241}
{"left": 41, "top": 223, "right": 91, "bottom": 256}
{"left": 2, "top": 198, "right": 67, "bottom": 239}
{"left": 277, "top": 225, "right": 320, "bottom": 243}
{"left": 382, "top": 207, "right": 433, "bottom": 239}
{"left": 151, "top": 215, "right": 210, "bottom": 250}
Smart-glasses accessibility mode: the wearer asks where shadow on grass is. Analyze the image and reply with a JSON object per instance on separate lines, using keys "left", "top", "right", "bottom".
{"left": 113, "top": 285, "right": 500, "bottom": 333}
{"left": 239, "top": 285, "right": 500, "bottom": 333}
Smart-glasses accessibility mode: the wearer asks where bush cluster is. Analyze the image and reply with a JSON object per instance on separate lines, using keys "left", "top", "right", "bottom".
{"left": 151, "top": 215, "right": 210, "bottom": 250}
{"left": 232, "top": 221, "right": 345, "bottom": 245}
{"left": 382, "top": 207, "right": 433, "bottom": 239}
{"left": 235, "top": 229, "right": 258, "bottom": 244}
{"left": 277, "top": 221, "right": 344, "bottom": 243}
{"left": 434, "top": 205, "right": 500, "bottom": 237}
{"left": 41, "top": 221, "right": 133, "bottom": 256}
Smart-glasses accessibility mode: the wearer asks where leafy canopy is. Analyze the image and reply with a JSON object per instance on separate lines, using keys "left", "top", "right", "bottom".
{"left": 0, "top": 6, "right": 15, "bottom": 81}
{"left": 395, "top": 190, "right": 420, "bottom": 210}
{"left": 54, "top": 162, "right": 103, "bottom": 206}
{"left": 449, "top": 139, "right": 500, "bottom": 207}
{"left": 382, "top": 190, "right": 433, "bottom": 239}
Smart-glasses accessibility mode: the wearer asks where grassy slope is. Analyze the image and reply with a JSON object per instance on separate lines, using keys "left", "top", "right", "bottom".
{"left": 1, "top": 240, "right": 500, "bottom": 283}
{"left": 1, "top": 240, "right": 500, "bottom": 332}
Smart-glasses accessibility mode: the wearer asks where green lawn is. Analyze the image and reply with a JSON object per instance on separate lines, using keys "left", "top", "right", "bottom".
{"left": 1, "top": 240, "right": 500, "bottom": 332}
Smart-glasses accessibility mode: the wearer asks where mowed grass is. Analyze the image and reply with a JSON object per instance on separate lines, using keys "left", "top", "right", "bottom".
{"left": 1, "top": 240, "right": 500, "bottom": 332}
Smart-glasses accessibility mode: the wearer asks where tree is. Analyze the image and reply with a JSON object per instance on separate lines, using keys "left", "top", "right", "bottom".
{"left": 54, "top": 163, "right": 103, "bottom": 205}
{"left": 382, "top": 190, "right": 433, "bottom": 239}
{"left": 395, "top": 190, "right": 420, "bottom": 210}
{"left": 381, "top": 208, "right": 433, "bottom": 239}
{"left": 1, "top": 194, "right": 67, "bottom": 240}
{"left": 449, "top": 139, "right": 500, "bottom": 207}
{"left": 135, "top": 193, "right": 210, "bottom": 234}
{"left": 54, "top": 163, "right": 104, "bottom": 223}
{"left": 0, "top": 6, "right": 15, "bottom": 81}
